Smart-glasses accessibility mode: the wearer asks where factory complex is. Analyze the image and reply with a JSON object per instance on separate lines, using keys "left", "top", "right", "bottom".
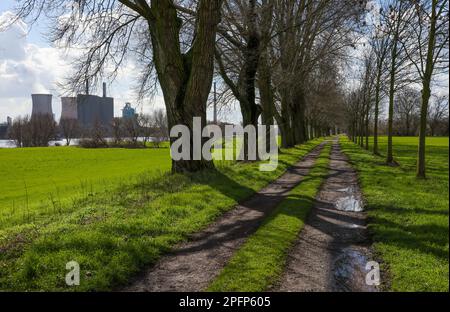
{"left": 31, "top": 83, "right": 115, "bottom": 129}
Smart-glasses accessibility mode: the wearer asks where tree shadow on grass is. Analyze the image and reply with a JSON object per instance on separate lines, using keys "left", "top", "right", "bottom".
{"left": 368, "top": 212, "right": 449, "bottom": 261}
{"left": 172, "top": 193, "right": 313, "bottom": 257}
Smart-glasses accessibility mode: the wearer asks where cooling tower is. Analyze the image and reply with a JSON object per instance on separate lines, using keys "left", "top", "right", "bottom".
{"left": 32, "top": 94, "right": 53, "bottom": 117}
{"left": 61, "top": 97, "right": 78, "bottom": 120}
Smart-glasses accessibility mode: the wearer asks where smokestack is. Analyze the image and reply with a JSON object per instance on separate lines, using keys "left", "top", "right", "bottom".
{"left": 103, "top": 82, "right": 107, "bottom": 98}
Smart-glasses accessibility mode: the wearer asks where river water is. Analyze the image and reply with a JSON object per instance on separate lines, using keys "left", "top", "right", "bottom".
{"left": 0, "top": 137, "right": 164, "bottom": 148}
{"left": 0, "top": 139, "right": 81, "bottom": 148}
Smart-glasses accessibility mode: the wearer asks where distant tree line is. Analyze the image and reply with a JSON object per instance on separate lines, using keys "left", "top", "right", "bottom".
{"left": 8, "top": 114, "right": 57, "bottom": 147}
{"left": 375, "top": 92, "right": 448, "bottom": 137}
{"left": 8, "top": 109, "right": 169, "bottom": 148}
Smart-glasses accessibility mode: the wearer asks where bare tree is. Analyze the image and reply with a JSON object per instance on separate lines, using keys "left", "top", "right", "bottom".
{"left": 137, "top": 114, "right": 153, "bottom": 146}
{"left": 382, "top": 0, "right": 414, "bottom": 164}
{"left": 368, "top": 2, "right": 391, "bottom": 155}
{"left": 123, "top": 117, "right": 140, "bottom": 146}
{"left": 8, "top": 114, "right": 57, "bottom": 147}
{"left": 394, "top": 87, "right": 421, "bottom": 136}
{"left": 8, "top": 116, "right": 27, "bottom": 147}
{"left": 400, "top": 0, "right": 449, "bottom": 177}
{"left": 79, "top": 119, "right": 108, "bottom": 148}
{"left": 306, "top": 56, "right": 347, "bottom": 140}
{"left": 428, "top": 94, "right": 449, "bottom": 137}
{"left": 214, "top": 0, "right": 262, "bottom": 160}
{"left": 29, "top": 114, "right": 58, "bottom": 147}
{"left": 152, "top": 109, "right": 169, "bottom": 147}
{"left": 59, "top": 118, "right": 79, "bottom": 146}
{"left": 271, "top": 0, "right": 366, "bottom": 148}
{"left": 111, "top": 117, "right": 124, "bottom": 145}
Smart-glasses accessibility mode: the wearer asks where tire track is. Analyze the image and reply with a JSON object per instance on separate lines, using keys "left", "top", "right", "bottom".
{"left": 272, "top": 138, "right": 377, "bottom": 292}
{"left": 122, "top": 142, "right": 327, "bottom": 292}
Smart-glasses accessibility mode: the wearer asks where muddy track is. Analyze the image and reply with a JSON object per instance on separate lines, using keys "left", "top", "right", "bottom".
{"left": 122, "top": 142, "right": 327, "bottom": 292}
{"left": 272, "top": 138, "right": 377, "bottom": 292}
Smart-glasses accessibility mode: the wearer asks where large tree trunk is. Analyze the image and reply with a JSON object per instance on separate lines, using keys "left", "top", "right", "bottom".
{"left": 216, "top": 0, "right": 260, "bottom": 160}
{"left": 406, "top": 114, "right": 411, "bottom": 136}
{"left": 259, "top": 0, "right": 275, "bottom": 150}
{"left": 239, "top": 0, "right": 261, "bottom": 160}
{"left": 279, "top": 93, "right": 295, "bottom": 148}
{"left": 417, "top": 83, "right": 431, "bottom": 178}
{"left": 387, "top": 77, "right": 395, "bottom": 163}
{"left": 387, "top": 40, "right": 397, "bottom": 164}
{"left": 359, "top": 113, "right": 364, "bottom": 148}
{"left": 417, "top": 0, "right": 438, "bottom": 179}
{"left": 365, "top": 107, "right": 369, "bottom": 150}
{"left": 259, "top": 50, "right": 275, "bottom": 150}
{"left": 386, "top": 4, "right": 404, "bottom": 165}
{"left": 373, "top": 67, "right": 382, "bottom": 155}
{"left": 292, "top": 89, "right": 307, "bottom": 145}
{"left": 148, "top": 0, "right": 222, "bottom": 173}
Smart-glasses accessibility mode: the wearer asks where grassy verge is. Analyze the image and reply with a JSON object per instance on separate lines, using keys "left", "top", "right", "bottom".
{"left": 207, "top": 143, "right": 331, "bottom": 292}
{"left": 0, "top": 139, "right": 324, "bottom": 291}
{"left": 340, "top": 136, "right": 449, "bottom": 292}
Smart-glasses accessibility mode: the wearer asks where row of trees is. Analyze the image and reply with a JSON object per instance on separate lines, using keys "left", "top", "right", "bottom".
{"left": 8, "top": 109, "right": 169, "bottom": 148}
{"left": 109, "top": 109, "right": 169, "bottom": 148}
{"left": 348, "top": 85, "right": 448, "bottom": 141}
{"left": 8, "top": 114, "right": 57, "bottom": 148}
{"left": 6, "top": 0, "right": 366, "bottom": 173}
{"left": 347, "top": 0, "right": 448, "bottom": 177}
{"left": 5, "top": 0, "right": 448, "bottom": 177}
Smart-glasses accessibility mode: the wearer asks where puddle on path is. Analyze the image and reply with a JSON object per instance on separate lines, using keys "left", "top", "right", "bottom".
{"left": 335, "top": 196, "right": 364, "bottom": 212}
{"left": 333, "top": 247, "right": 375, "bottom": 292}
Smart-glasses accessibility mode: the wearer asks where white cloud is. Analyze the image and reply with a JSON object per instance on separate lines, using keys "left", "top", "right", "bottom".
{"left": 0, "top": 11, "right": 166, "bottom": 122}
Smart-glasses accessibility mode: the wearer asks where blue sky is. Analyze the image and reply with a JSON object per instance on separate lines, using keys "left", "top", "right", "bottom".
{"left": 0, "top": 0, "right": 46, "bottom": 45}
{"left": 0, "top": 1, "right": 172, "bottom": 122}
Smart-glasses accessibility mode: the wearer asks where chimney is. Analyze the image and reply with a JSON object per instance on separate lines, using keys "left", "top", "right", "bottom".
{"left": 85, "top": 80, "right": 89, "bottom": 95}
{"left": 103, "top": 82, "right": 107, "bottom": 98}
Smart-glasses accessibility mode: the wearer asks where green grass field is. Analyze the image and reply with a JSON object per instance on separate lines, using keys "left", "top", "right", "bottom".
{"left": 0, "top": 139, "right": 324, "bottom": 291}
{"left": 341, "top": 136, "right": 449, "bottom": 292}
{"left": 0, "top": 136, "right": 447, "bottom": 291}
{"left": 0, "top": 147, "right": 172, "bottom": 228}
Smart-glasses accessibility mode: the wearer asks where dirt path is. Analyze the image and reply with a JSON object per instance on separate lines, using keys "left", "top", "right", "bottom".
{"left": 122, "top": 142, "right": 327, "bottom": 292}
{"left": 272, "top": 138, "right": 377, "bottom": 292}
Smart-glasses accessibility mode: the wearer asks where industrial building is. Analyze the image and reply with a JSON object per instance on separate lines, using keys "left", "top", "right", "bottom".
{"left": 5, "top": 83, "right": 114, "bottom": 134}
{"left": 122, "top": 103, "right": 136, "bottom": 119}
{"left": 32, "top": 94, "right": 53, "bottom": 117}
{"left": 77, "top": 83, "right": 114, "bottom": 129}
{"left": 0, "top": 117, "right": 12, "bottom": 139}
